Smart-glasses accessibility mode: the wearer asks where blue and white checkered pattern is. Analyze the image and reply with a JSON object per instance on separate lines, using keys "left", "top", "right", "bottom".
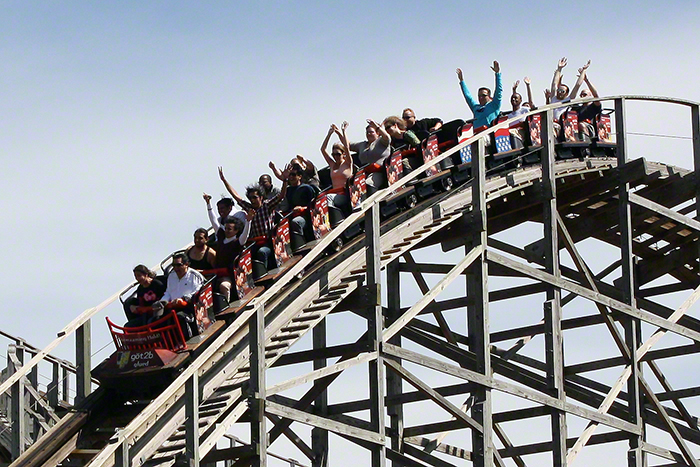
{"left": 460, "top": 145, "right": 472, "bottom": 164}
{"left": 495, "top": 134, "right": 512, "bottom": 153}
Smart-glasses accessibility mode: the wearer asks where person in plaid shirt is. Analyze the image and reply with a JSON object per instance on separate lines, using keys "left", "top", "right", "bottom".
{"left": 218, "top": 165, "right": 289, "bottom": 273}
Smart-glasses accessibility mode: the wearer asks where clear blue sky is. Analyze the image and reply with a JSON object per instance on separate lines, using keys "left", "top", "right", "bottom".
{"left": 2, "top": 1, "right": 699, "bottom": 463}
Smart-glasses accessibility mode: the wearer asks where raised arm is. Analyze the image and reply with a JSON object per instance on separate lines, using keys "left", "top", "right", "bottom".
{"left": 238, "top": 209, "right": 254, "bottom": 245}
{"left": 368, "top": 119, "right": 390, "bottom": 146}
{"left": 456, "top": 67, "right": 478, "bottom": 111}
{"left": 491, "top": 61, "right": 503, "bottom": 109}
{"left": 268, "top": 161, "right": 285, "bottom": 181}
{"left": 583, "top": 72, "right": 599, "bottom": 98}
{"left": 339, "top": 121, "right": 354, "bottom": 174}
{"left": 203, "top": 192, "right": 219, "bottom": 231}
{"left": 551, "top": 57, "right": 567, "bottom": 96}
{"left": 320, "top": 125, "right": 336, "bottom": 167}
{"left": 276, "top": 165, "right": 290, "bottom": 201}
{"left": 569, "top": 60, "right": 590, "bottom": 99}
{"left": 296, "top": 154, "right": 315, "bottom": 171}
{"left": 218, "top": 167, "right": 244, "bottom": 205}
{"left": 512, "top": 79, "right": 520, "bottom": 96}
{"left": 524, "top": 77, "right": 535, "bottom": 108}
{"left": 340, "top": 121, "right": 351, "bottom": 161}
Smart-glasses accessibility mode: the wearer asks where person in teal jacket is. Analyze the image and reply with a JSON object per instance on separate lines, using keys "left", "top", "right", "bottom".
{"left": 456, "top": 61, "right": 502, "bottom": 130}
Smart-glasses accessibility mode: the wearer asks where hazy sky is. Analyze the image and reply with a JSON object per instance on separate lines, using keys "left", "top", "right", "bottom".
{"left": 2, "top": 1, "right": 700, "bottom": 464}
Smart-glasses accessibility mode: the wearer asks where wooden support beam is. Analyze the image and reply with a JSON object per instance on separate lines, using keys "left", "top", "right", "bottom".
{"left": 312, "top": 317, "right": 328, "bottom": 467}
{"left": 541, "top": 107, "right": 567, "bottom": 467}
{"left": 272, "top": 342, "right": 369, "bottom": 367}
{"left": 75, "top": 320, "right": 91, "bottom": 402}
{"left": 265, "top": 413, "right": 315, "bottom": 462}
{"left": 266, "top": 401, "right": 385, "bottom": 446}
{"left": 403, "top": 443, "right": 458, "bottom": 467}
{"left": 402, "top": 252, "right": 457, "bottom": 344}
{"left": 8, "top": 346, "right": 26, "bottom": 460}
{"left": 638, "top": 374, "right": 700, "bottom": 467}
{"left": 566, "top": 283, "right": 700, "bottom": 465}
{"left": 383, "top": 343, "right": 640, "bottom": 435}
{"left": 469, "top": 136, "right": 494, "bottom": 467}
{"left": 365, "top": 204, "right": 386, "bottom": 467}
{"left": 267, "top": 352, "right": 377, "bottom": 396}
{"left": 249, "top": 304, "right": 267, "bottom": 467}
{"left": 384, "top": 358, "right": 482, "bottom": 433}
{"left": 629, "top": 192, "right": 700, "bottom": 233}
{"left": 185, "top": 371, "right": 200, "bottom": 467}
{"left": 486, "top": 250, "right": 700, "bottom": 343}
{"left": 266, "top": 332, "right": 370, "bottom": 447}
{"left": 384, "top": 245, "right": 482, "bottom": 342}
{"left": 386, "top": 259, "right": 404, "bottom": 465}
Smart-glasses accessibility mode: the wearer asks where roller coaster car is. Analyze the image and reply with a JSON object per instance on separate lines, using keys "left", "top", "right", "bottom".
{"left": 590, "top": 112, "right": 616, "bottom": 157}
{"left": 556, "top": 110, "right": 591, "bottom": 159}
{"left": 218, "top": 245, "right": 265, "bottom": 317}
{"left": 412, "top": 133, "right": 455, "bottom": 199}
{"left": 380, "top": 151, "right": 418, "bottom": 218}
{"left": 248, "top": 216, "right": 302, "bottom": 284}
{"left": 487, "top": 115, "right": 525, "bottom": 171}
{"left": 450, "top": 122, "right": 474, "bottom": 184}
{"left": 93, "top": 278, "right": 223, "bottom": 392}
{"left": 523, "top": 114, "right": 543, "bottom": 164}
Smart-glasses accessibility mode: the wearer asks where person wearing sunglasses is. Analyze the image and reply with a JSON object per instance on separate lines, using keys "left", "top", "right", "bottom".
{"left": 219, "top": 165, "right": 290, "bottom": 274}
{"left": 456, "top": 61, "right": 502, "bottom": 131}
{"left": 549, "top": 57, "right": 590, "bottom": 121}
{"left": 401, "top": 108, "right": 442, "bottom": 142}
{"left": 151, "top": 252, "right": 205, "bottom": 334}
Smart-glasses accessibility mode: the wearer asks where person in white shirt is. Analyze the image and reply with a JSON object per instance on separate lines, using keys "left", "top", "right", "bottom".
{"left": 154, "top": 253, "right": 204, "bottom": 311}
{"left": 202, "top": 194, "right": 247, "bottom": 241}
{"left": 549, "top": 57, "right": 590, "bottom": 124}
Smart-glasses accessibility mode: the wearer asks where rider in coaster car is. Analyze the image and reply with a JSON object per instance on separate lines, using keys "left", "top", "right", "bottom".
{"left": 456, "top": 60, "right": 502, "bottom": 132}
{"left": 320, "top": 121, "right": 354, "bottom": 213}
{"left": 218, "top": 165, "right": 290, "bottom": 273}
{"left": 152, "top": 253, "right": 205, "bottom": 338}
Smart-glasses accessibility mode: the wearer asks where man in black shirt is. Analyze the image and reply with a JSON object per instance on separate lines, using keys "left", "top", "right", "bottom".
{"left": 284, "top": 164, "right": 317, "bottom": 242}
{"left": 402, "top": 108, "right": 443, "bottom": 141}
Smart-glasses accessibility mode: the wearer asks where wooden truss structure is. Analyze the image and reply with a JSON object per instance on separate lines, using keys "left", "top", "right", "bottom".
{"left": 3, "top": 96, "right": 700, "bottom": 466}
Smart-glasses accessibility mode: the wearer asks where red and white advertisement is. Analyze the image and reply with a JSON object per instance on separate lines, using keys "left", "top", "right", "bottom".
{"left": 273, "top": 216, "right": 291, "bottom": 268}
{"left": 529, "top": 114, "right": 542, "bottom": 146}
{"left": 597, "top": 115, "right": 612, "bottom": 142}
{"left": 386, "top": 152, "right": 404, "bottom": 186}
{"left": 235, "top": 247, "right": 254, "bottom": 300}
{"left": 312, "top": 193, "right": 331, "bottom": 240}
{"left": 350, "top": 171, "right": 366, "bottom": 210}
{"left": 564, "top": 111, "right": 579, "bottom": 142}
{"left": 423, "top": 134, "right": 439, "bottom": 177}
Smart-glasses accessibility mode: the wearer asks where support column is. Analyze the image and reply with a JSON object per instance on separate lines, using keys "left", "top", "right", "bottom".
{"left": 365, "top": 204, "right": 386, "bottom": 467}
{"left": 249, "top": 305, "right": 267, "bottom": 467}
{"left": 9, "top": 345, "right": 26, "bottom": 460}
{"left": 467, "top": 138, "right": 493, "bottom": 467}
{"left": 76, "top": 320, "right": 92, "bottom": 402}
{"left": 692, "top": 104, "right": 700, "bottom": 267}
{"left": 47, "top": 360, "right": 59, "bottom": 409}
{"left": 386, "top": 259, "right": 404, "bottom": 463}
{"left": 616, "top": 98, "right": 645, "bottom": 467}
{"left": 114, "top": 440, "right": 130, "bottom": 467}
{"left": 542, "top": 108, "right": 568, "bottom": 466}
{"left": 186, "top": 371, "right": 200, "bottom": 467}
{"left": 312, "top": 318, "right": 329, "bottom": 467}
